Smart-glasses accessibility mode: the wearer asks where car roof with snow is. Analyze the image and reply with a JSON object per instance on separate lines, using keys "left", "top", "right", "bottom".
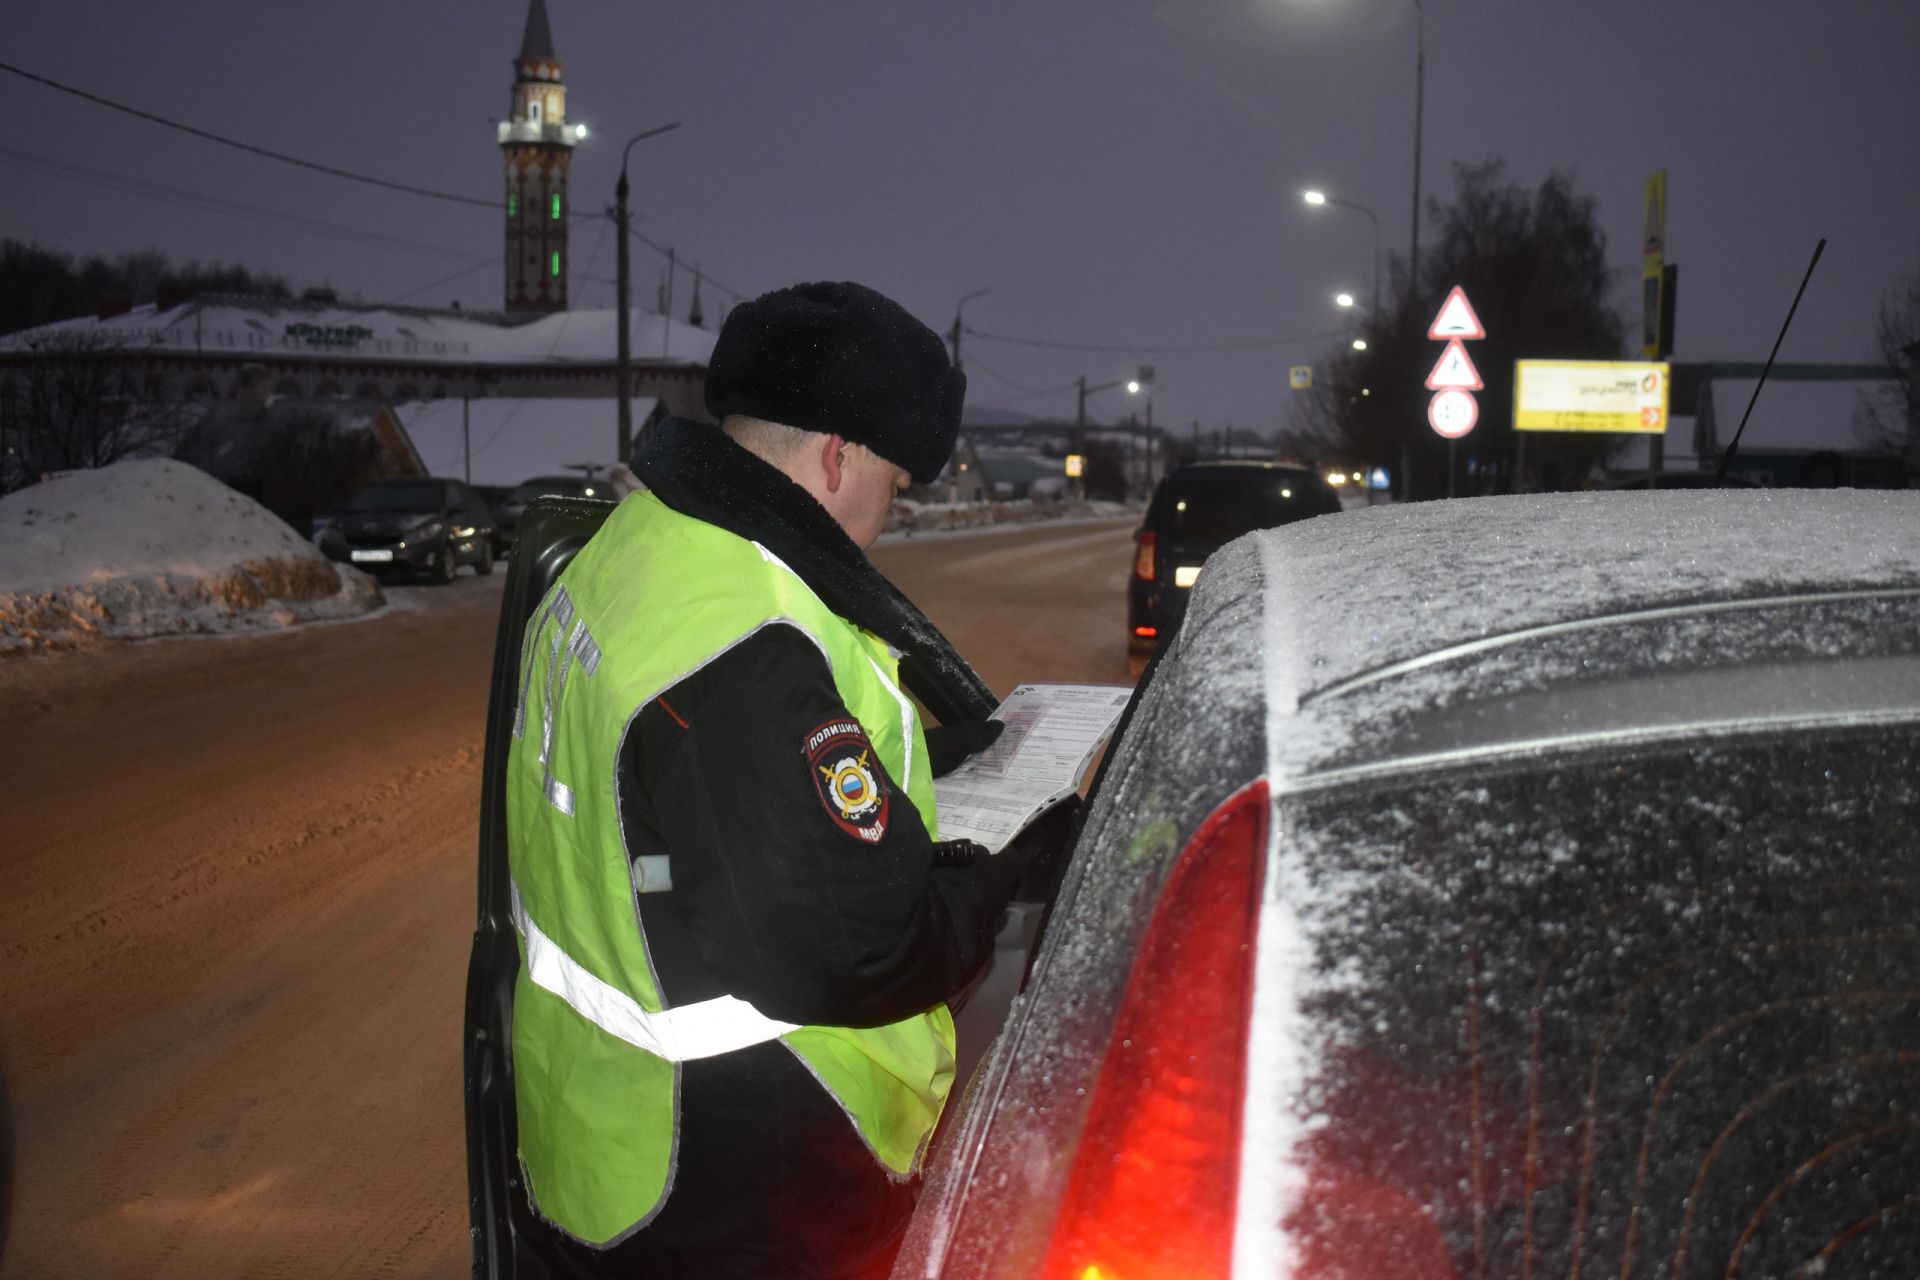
{"left": 1172, "top": 489, "right": 1920, "bottom": 788}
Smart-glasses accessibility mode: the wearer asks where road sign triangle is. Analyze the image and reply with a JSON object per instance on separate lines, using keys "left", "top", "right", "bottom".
{"left": 1428, "top": 286, "right": 1485, "bottom": 339}
{"left": 1424, "top": 338, "right": 1483, "bottom": 390}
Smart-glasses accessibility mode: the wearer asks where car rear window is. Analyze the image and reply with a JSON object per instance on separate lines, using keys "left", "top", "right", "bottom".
{"left": 1154, "top": 468, "right": 1335, "bottom": 543}
{"left": 1278, "top": 722, "right": 1920, "bottom": 1278}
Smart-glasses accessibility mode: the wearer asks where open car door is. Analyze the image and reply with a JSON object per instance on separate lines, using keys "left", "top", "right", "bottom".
{"left": 463, "top": 495, "right": 614, "bottom": 1280}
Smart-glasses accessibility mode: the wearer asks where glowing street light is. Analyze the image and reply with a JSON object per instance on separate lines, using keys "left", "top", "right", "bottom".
{"left": 1334, "top": 291, "right": 1356, "bottom": 309}
{"left": 1351, "top": 338, "right": 1369, "bottom": 351}
{"left": 1303, "top": 188, "right": 1382, "bottom": 315}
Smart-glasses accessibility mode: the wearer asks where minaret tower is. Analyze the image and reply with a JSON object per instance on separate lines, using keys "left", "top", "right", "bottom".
{"left": 498, "top": 0, "right": 585, "bottom": 313}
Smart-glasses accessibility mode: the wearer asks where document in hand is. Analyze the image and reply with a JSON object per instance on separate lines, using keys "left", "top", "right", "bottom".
{"left": 933, "top": 683, "right": 1132, "bottom": 854}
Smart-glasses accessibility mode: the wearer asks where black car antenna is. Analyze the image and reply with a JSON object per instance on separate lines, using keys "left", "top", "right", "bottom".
{"left": 1714, "top": 238, "right": 1825, "bottom": 486}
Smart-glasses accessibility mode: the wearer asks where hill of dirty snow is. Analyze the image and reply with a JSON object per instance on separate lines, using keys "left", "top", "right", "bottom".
{"left": 0, "top": 459, "right": 383, "bottom": 653}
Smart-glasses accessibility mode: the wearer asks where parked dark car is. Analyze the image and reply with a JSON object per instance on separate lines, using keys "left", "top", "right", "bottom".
{"left": 312, "top": 476, "right": 495, "bottom": 583}
{"left": 1128, "top": 461, "right": 1341, "bottom": 663}
{"left": 895, "top": 488, "right": 1920, "bottom": 1279}
{"left": 491, "top": 475, "right": 608, "bottom": 555}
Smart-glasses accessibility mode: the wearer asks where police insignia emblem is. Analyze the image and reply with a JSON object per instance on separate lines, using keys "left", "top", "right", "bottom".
{"left": 803, "top": 719, "right": 890, "bottom": 842}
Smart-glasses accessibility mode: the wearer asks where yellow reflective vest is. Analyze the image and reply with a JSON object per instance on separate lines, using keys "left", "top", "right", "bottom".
{"left": 505, "top": 490, "right": 954, "bottom": 1246}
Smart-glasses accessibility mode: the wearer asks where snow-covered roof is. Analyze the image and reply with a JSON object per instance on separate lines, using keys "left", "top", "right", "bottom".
{"left": 394, "top": 397, "right": 656, "bottom": 488}
{"left": 0, "top": 295, "right": 716, "bottom": 368}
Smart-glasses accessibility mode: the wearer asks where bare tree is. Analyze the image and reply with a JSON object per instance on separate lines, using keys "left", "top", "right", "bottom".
{"left": 1, "top": 239, "right": 292, "bottom": 337}
{"left": 1294, "top": 161, "right": 1629, "bottom": 499}
{"left": 0, "top": 332, "right": 191, "bottom": 494}
{"left": 1853, "top": 267, "right": 1920, "bottom": 466}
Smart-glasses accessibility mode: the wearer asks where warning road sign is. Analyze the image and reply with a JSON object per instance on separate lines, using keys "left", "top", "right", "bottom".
{"left": 1424, "top": 339, "right": 1483, "bottom": 391}
{"left": 1427, "top": 286, "right": 1485, "bottom": 340}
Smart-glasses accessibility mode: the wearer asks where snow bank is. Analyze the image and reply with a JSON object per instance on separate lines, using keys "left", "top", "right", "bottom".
{"left": 0, "top": 459, "right": 383, "bottom": 653}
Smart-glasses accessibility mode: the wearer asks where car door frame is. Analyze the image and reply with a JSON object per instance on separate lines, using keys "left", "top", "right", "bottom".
{"left": 463, "top": 495, "right": 615, "bottom": 1280}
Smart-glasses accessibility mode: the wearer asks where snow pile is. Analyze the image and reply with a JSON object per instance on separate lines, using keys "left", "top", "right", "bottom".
{"left": 0, "top": 459, "right": 383, "bottom": 653}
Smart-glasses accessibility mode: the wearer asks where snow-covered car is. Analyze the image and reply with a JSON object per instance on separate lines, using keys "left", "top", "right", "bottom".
{"left": 1128, "top": 461, "right": 1342, "bottom": 664}
{"left": 895, "top": 489, "right": 1920, "bottom": 1280}
{"left": 312, "top": 477, "right": 495, "bottom": 583}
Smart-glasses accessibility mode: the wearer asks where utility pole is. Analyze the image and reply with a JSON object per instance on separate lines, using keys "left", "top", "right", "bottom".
{"left": 614, "top": 121, "right": 681, "bottom": 465}
{"left": 662, "top": 248, "right": 676, "bottom": 358}
{"left": 950, "top": 288, "right": 990, "bottom": 371}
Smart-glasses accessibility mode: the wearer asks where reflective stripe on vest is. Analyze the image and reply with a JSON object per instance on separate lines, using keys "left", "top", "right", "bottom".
{"left": 511, "top": 879, "right": 797, "bottom": 1060}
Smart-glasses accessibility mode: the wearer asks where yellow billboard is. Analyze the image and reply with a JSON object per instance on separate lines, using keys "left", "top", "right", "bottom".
{"left": 1514, "top": 360, "right": 1671, "bottom": 434}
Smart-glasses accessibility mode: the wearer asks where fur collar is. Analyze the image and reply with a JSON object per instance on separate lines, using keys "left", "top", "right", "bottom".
{"left": 634, "top": 417, "right": 996, "bottom": 724}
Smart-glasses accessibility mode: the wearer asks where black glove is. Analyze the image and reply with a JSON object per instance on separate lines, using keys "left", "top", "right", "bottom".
{"left": 925, "top": 719, "right": 1006, "bottom": 778}
{"left": 1006, "top": 793, "right": 1084, "bottom": 904}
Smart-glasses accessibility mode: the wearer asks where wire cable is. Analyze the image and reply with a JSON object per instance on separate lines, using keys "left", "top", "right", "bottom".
{"left": 628, "top": 224, "right": 748, "bottom": 303}
{"left": 963, "top": 323, "right": 1348, "bottom": 355}
{"left": 375, "top": 256, "right": 504, "bottom": 307}
{"left": 4, "top": 146, "right": 492, "bottom": 264}
{"left": 0, "top": 59, "right": 611, "bottom": 220}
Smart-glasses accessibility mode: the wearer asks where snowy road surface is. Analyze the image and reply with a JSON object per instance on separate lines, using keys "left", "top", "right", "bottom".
{"left": 0, "top": 515, "right": 1137, "bottom": 1278}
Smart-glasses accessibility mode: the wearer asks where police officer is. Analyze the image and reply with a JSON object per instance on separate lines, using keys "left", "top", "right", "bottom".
{"left": 506, "top": 280, "right": 1048, "bottom": 1278}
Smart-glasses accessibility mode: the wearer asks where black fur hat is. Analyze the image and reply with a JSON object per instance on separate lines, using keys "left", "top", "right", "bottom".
{"left": 704, "top": 281, "right": 965, "bottom": 485}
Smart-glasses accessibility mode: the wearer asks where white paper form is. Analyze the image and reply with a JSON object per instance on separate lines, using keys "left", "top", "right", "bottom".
{"left": 933, "top": 683, "right": 1133, "bottom": 853}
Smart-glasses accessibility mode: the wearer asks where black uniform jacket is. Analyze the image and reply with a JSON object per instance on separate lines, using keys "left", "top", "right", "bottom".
{"left": 622, "top": 418, "right": 1021, "bottom": 1028}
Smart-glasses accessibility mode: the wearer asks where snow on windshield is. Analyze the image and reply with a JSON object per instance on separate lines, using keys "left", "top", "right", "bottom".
{"left": 0, "top": 458, "right": 382, "bottom": 651}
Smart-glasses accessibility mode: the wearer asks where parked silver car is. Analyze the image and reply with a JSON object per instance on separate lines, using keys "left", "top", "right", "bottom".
{"left": 896, "top": 489, "right": 1920, "bottom": 1280}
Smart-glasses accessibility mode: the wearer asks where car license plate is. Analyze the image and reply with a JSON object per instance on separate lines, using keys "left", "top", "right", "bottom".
{"left": 1175, "top": 565, "right": 1202, "bottom": 588}
{"left": 350, "top": 549, "right": 394, "bottom": 563}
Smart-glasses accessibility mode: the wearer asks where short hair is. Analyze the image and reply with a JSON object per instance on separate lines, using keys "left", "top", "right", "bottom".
{"left": 720, "top": 414, "right": 816, "bottom": 468}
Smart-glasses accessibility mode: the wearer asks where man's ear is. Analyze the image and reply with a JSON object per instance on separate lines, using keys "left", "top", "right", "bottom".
{"left": 819, "top": 433, "right": 850, "bottom": 493}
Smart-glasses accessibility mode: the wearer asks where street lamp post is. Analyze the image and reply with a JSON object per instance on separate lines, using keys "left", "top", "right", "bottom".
{"left": 614, "top": 121, "right": 682, "bottom": 465}
{"left": 1411, "top": 0, "right": 1425, "bottom": 299}
{"left": 1303, "top": 189, "right": 1382, "bottom": 315}
{"left": 1074, "top": 374, "right": 1145, "bottom": 499}
{"left": 949, "top": 288, "right": 991, "bottom": 371}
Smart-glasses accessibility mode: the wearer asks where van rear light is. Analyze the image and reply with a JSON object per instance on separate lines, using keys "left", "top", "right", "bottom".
{"left": 1132, "top": 529, "right": 1157, "bottom": 581}
{"left": 1039, "top": 779, "right": 1269, "bottom": 1280}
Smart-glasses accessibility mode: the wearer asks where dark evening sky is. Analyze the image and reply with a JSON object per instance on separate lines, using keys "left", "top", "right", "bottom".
{"left": 8, "top": 1, "right": 1918, "bottom": 440}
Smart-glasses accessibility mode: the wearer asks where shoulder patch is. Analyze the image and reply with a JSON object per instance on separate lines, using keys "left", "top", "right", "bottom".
{"left": 803, "top": 718, "right": 891, "bottom": 844}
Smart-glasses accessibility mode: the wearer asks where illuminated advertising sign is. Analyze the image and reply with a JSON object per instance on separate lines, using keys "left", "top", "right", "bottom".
{"left": 1514, "top": 360, "right": 1671, "bottom": 434}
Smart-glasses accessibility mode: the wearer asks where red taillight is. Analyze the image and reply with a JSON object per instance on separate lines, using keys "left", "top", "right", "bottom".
{"left": 1132, "top": 625, "right": 1158, "bottom": 638}
{"left": 1132, "top": 529, "right": 1157, "bottom": 581}
{"left": 1040, "top": 780, "right": 1269, "bottom": 1280}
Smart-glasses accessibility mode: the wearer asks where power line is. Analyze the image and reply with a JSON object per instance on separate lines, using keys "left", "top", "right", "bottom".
{"left": 963, "top": 323, "right": 1348, "bottom": 355}
{"left": 627, "top": 224, "right": 748, "bottom": 304}
{"left": 962, "top": 352, "right": 1078, "bottom": 400}
{"left": 375, "top": 256, "right": 503, "bottom": 307}
{"left": 2, "top": 59, "right": 769, "bottom": 313}
{"left": 5, "top": 146, "right": 493, "bottom": 263}
{"left": 0, "top": 59, "right": 568, "bottom": 216}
